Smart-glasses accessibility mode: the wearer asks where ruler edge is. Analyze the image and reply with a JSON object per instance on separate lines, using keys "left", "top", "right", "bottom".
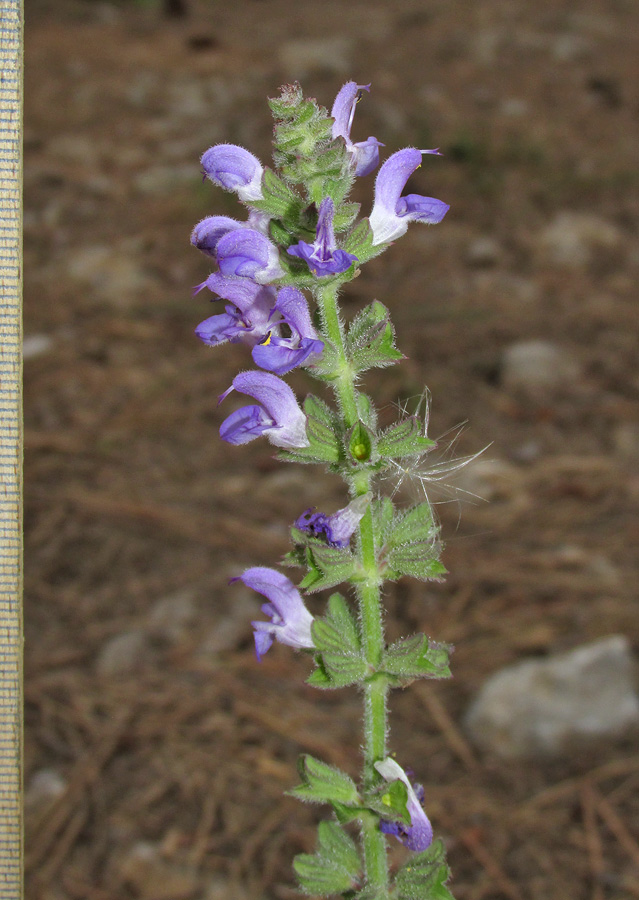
{"left": 0, "top": 0, "right": 23, "bottom": 895}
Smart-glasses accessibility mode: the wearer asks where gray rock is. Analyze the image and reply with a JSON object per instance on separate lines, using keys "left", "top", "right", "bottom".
{"left": 538, "top": 212, "right": 622, "bottom": 267}
{"left": 465, "top": 636, "right": 639, "bottom": 758}
{"left": 501, "top": 339, "right": 580, "bottom": 391}
{"left": 25, "top": 768, "right": 66, "bottom": 812}
{"left": 23, "top": 334, "right": 54, "bottom": 360}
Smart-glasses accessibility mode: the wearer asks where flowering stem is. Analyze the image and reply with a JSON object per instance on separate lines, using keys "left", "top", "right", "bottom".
{"left": 316, "top": 280, "right": 390, "bottom": 896}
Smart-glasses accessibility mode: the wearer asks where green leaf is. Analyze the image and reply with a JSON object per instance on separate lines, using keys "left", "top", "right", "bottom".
{"left": 383, "top": 634, "right": 452, "bottom": 681}
{"left": 384, "top": 503, "right": 446, "bottom": 582}
{"left": 251, "top": 167, "right": 303, "bottom": 222}
{"left": 387, "top": 502, "right": 436, "bottom": 547}
{"left": 343, "top": 217, "right": 375, "bottom": 260}
{"left": 394, "top": 839, "right": 456, "bottom": 900}
{"left": 386, "top": 546, "right": 447, "bottom": 582}
{"left": 371, "top": 496, "right": 395, "bottom": 550}
{"left": 278, "top": 394, "right": 343, "bottom": 466}
{"left": 377, "top": 417, "right": 436, "bottom": 459}
{"left": 311, "top": 593, "right": 361, "bottom": 661}
{"left": 346, "top": 301, "right": 403, "bottom": 373}
{"left": 308, "top": 595, "right": 369, "bottom": 688}
{"left": 293, "top": 821, "right": 361, "bottom": 896}
{"left": 289, "top": 755, "right": 360, "bottom": 806}
{"left": 303, "top": 543, "right": 359, "bottom": 593}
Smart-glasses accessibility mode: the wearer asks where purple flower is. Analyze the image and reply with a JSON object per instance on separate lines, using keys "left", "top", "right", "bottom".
{"left": 374, "top": 758, "right": 433, "bottom": 853}
{"left": 195, "top": 276, "right": 277, "bottom": 348}
{"left": 331, "top": 82, "right": 384, "bottom": 177}
{"left": 201, "top": 143, "right": 264, "bottom": 202}
{"left": 287, "top": 197, "right": 358, "bottom": 277}
{"left": 295, "top": 493, "right": 371, "bottom": 548}
{"left": 218, "top": 370, "right": 309, "bottom": 449}
{"left": 235, "top": 566, "right": 315, "bottom": 660}
{"left": 191, "top": 216, "right": 243, "bottom": 258}
{"left": 252, "top": 287, "right": 324, "bottom": 375}
{"left": 216, "top": 228, "right": 284, "bottom": 283}
{"left": 368, "top": 148, "right": 449, "bottom": 246}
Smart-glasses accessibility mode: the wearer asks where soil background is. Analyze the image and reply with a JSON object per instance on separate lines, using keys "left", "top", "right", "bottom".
{"left": 23, "top": 1, "right": 639, "bottom": 898}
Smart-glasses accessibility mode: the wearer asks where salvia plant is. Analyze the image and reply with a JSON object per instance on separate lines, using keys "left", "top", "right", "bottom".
{"left": 191, "top": 81, "right": 457, "bottom": 900}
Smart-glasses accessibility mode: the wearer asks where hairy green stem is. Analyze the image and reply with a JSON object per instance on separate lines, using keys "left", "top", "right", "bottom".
{"left": 316, "top": 281, "right": 390, "bottom": 897}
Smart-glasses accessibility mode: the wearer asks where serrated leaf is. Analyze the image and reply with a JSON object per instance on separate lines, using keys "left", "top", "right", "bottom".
{"left": 387, "top": 547, "right": 447, "bottom": 582}
{"left": 388, "top": 502, "right": 437, "bottom": 547}
{"left": 372, "top": 496, "right": 395, "bottom": 549}
{"left": 293, "top": 821, "right": 361, "bottom": 896}
{"left": 343, "top": 218, "right": 374, "bottom": 258}
{"left": 289, "top": 755, "right": 360, "bottom": 806}
{"left": 332, "top": 200, "right": 360, "bottom": 232}
{"left": 394, "top": 839, "right": 456, "bottom": 900}
{"left": 312, "top": 594, "right": 360, "bottom": 654}
{"left": 251, "top": 167, "right": 303, "bottom": 222}
{"left": 304, "top": 544, "right": 358, "bottom": 593}
{"left": 319, "top": 651, "right": 369, "bottom": 687}
{"left": 377, "top": 417, "right": 436, "bottom": 459}
{"left": 383, "top": 634, "right": 452, "bottom": 680}
{"left": 346, "top": 301, "right": 403, "bottom": 372}
{"left": 309, "top": 595, "right": 368, "bottom": 687}
{"left": 278, "top": 394, "right": 342, "bottom": 466}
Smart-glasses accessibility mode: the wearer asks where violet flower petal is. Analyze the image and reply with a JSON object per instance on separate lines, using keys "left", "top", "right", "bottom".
{"left": 252, "top": 336, "right": 324, "bottom": 375}
{"left": 287, "top": 198, "right": 358, "bottom": 277}
{"left": 324, "top": 493, "right": 371, "bottom": 547}
{"left": 195, "top": 310, "right": 244, "bottom": 346}
{"left": 351, "top": 136, "right": 384, "bottom": 177}
{"left": 237, "top": 566, "right": 315, "bottom": 659}
{"left": 295, "top": 494, "right": 370, "bottom": 547}
{"left": 330, "top": 82, "right": 382, "bottom": 176}
{"left": 201, "top": 273, "right": 278, "bottom": 331}
{"left": 191, "top": 216, "right": 243, "bottom": 257}
{"left": 220, "top": 371, "right": 309, "bottom": 449}
{"left": 219, "top": 404, "right": 274, "bottom": 445}
{"left": 216, "top": 228, "right": 284, "bottom": 283}
{"left": 368, "top": 148, "right": 449, "bottom": 246}
{"left": 374, "top": 758, "right": 433, "bottom": 853}
{"left": 274, "top": 287, "right": 319, "bottom": 342}
{"left": 201, "top": 144, "right": 264, "bottom": 202}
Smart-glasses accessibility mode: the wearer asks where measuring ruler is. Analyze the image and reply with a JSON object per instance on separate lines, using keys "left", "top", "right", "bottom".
{"left": 0, "top": 0, "right": 22, "bottom": 896}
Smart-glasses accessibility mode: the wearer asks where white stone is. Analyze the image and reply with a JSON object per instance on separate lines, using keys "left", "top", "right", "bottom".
{"left": 23, "top": 334, "right": 53, "bottom": 360}
{"left": 501, "top": 339, "right": 580, "bottom": 391}
{"left": 25, "top": 768, "right": 66, "bottom": 811}
{"left": 538, "top": 212, "right": 622, "bottom": 267}
{"left": 465, "top": 636, "right": 639, "bottom": 758}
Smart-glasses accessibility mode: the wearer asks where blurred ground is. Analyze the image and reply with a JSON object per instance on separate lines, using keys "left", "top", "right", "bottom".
{"left": 23, "top": 1, "right": 639, "bottom": 898}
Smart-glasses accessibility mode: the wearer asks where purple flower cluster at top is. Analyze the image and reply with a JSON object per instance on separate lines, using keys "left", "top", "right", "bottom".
{"left": 191, "top": 82, "right": 449, "bottom": 450}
